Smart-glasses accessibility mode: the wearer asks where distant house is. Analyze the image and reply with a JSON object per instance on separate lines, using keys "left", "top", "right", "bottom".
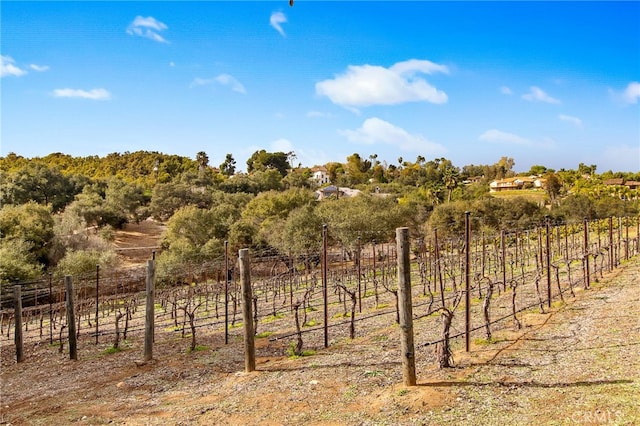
{"left": 625, "top": 181, "right": 640, "bottom": 190}
{"left": 311, "top": 166, "right": 330, "bottom": 185}
{"left": 603, "top": 178, "right": 625, "bottom": 186}
{"left": 489, "top": 176, "right": 546, "bottom": 192}
{"left": 315, "top": 185, "right": 362, "bottom": 200}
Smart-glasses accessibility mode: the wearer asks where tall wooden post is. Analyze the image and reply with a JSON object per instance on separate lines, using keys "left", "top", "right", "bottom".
{"left": 322, "top": 224, "right": 329, "bottom": 348}
{"left": 584, "top": 218, "right": 590, "bottom": 289}
{"left": 95, "top": 265, "right": 100, "bottom": 344}
{"left": 224, "top": 240, "right": 229, "bottom": 345}
{"left": 357, "top": 236, "right": 362, "bottom": 313}
{"left": 239, "top": 248, "right": 256, "bottom": 372}
{"left": 14, "top": 285, "right": 24, "bottom": 363}
{"left": 608, "top": 216, "right": 614, "bottom": 271}
{"left": 546, "top": 216, "right": 552, "bottom": 308}
{"left": 144, "top": 259, "right": 155, "bottom": 362}
{"left": 65, "top": 276, "right": 78, "bottom": 361}
{"left": 48, "top": 273, "right": 53, "bottom": 344}
{"left": 396, "top": 227, "right": 416, "bottom": 386}
{"left": 464, "top": 212, "right": 471, "bottom": 352}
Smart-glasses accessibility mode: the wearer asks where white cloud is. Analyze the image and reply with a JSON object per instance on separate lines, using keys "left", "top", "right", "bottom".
{"left": 29, "top": 64, "right": 49, "bottom": 72}
{"left": 340, "top": 117, "right": 446, "bottom": 154}
{"left": 215, "top": 74, "right": 246, "bottom": 94}
{"left": 126, "top": 16, "right": 169, "bottom": 43}
{"left": 622, "top": 81, "right": 640, "bottom": 104}
{"left": 270, "top": 12, "right": 287, "bottom": 37}
{"left": 479, "top": 129, "right": 531, "bottom": 146}
{"left": 1, "top": 55, "right": 27, "bottom": 77}
{"left": 522, "top": 86, "right": 561, "bottom": 104}
{"left": 558, "top": 114, "right": 582, "bottom": 127}
{"left": 316, "top": 59, "right": 449, "bottom": 108}
{"left": 500, "top": 86, "right": 513, "bottom": 95}
{"left": 306, "top": 111, "right": 333, "bottom": 118}
{"left": 52, "top": 88, "right": 111, "bottom": 100}
{"left": 190, "top": 74, "right": 246, "bottom": 94}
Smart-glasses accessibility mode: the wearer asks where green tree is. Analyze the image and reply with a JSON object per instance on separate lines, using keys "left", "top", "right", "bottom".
{"left": 54, "top": 248, "right": 118, "bottom": 279}
{"left": 219, "top": 153, "right": 237, "bottom": 176}
{"left": 0, "top": 202, "right": 55, "bottom": 265}
{"left": 196, "top": 151, "right": 209, "bottom": 171}
{"left": 246, "top": 150, "right": 290, "bottom": 177}
{"left": 0, "top": 238, "right": 43, "bottom": 284}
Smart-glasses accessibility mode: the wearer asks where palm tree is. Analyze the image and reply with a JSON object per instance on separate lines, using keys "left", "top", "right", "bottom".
{"left": 196, "top": 151, "right": 209, "bottom": 172}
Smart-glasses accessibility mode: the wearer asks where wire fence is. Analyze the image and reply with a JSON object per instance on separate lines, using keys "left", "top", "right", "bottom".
{"left": 2, "top": 215, "right": 639, "bottom": 368}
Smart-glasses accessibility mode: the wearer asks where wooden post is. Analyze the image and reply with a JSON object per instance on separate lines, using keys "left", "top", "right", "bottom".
{"left": 464, "top": 212, "right": 471, "bottom": 352}
{"left": 322, "top": 224, "right": 329, "bottom": 348}
{"left": 396, "top": 227, "right": 416, "bottom": 386}
{"left": 48, "top": 273, "right": 53, "bottom": 344}
{"left": 144, "top": 259, "right": 155, "bottom": 362}
{"left": 239, "top": 248, "right": 256, "bottom": 372}
{"left": 546, "top": 216, "right": 552, "bottom": 308}
{"left": 14, "top": 285, "right": 24, "bottom": 363}
{"left": 65, "top": 276, "right": 78, "bottom": 361}
{"left": 584, "top": 218, "right": 591, "bottom": 289}
{"left": 357, "top": 236, "right": 362, "bottom": 313}
{"left": 95, "top": 264, "right": 100, "bottom": 344}
{"left": 224, "top": 240, "right": 229, "bottom": 345}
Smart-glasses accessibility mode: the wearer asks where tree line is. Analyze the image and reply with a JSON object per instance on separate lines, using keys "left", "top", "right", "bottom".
{"left": 1, "top": 149, "right": 638, "bottom": 285}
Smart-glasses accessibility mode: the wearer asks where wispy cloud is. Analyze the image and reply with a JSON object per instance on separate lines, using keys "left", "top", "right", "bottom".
{"left": 522, "top": 86, "right": 561, "bottom": 104}
{"left": 270, "top": 12, "right": 287, "bottom": 37}
{"left": 500, "top": 86, "right": 513, "bottom": 95}
{"left": 622, "top": 81, "right": 640, "bottom": 104}
{"left": 29, "top": 64, "right": 49, "bottom": 72}
{"left": 126, "top": 16, "right": 169, "bottom": 43}
{"left": 52, "top": 88, "right": 111, "bottom": 100}
{"left": 1, "top": 55, "right": 27, "bottom": 77}
{"left": 190, "top": 74, "right": 246, "bottom": 94}
{"left": 317, "top": 59, "right": 449, "bottom": 108}
{"left": 340, "top": 117, "right": 446, "bottom": 154}
{"left": 306, "top": 111, "right": 334, "bottom": 118}
{"left": 215, "top": 74, "right": 246, "bottom": 94}
{"left": 479, "top": 129, "right": 531, "bottom": 146}
{"left": 558, "top": 114, "right": 582, "bottom": 127}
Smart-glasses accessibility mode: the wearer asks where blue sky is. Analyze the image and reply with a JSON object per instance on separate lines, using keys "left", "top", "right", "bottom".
{"left": 2, "top": 1, "right": 639, "bottom": 173}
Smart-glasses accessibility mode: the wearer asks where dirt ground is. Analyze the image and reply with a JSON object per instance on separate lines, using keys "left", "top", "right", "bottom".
{"left": 112, "top": 220, "right": 166, "bottom": 267}
{"left": 1, "top": 224, "right": 638, "bottom": 425}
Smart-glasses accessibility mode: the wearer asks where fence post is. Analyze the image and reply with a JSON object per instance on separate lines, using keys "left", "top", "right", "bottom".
{"left": 95, "top": 265, "right": 100, "bottom": 344}
{"left": 144, "top": 259, "right": 155, "bottom": 362}
{"left": 357, "top": 236, "right": 362, "bottom": 313}
{"left": 322, "top": 224, "right": 329, "bottom": 348}
{"left": 48, "top": 273, "right": 53, "bottom": 344}
{"left": 14, "top": 285, "right": 24, "bottom": 363}
{"left": 239, "top": 248, "right": 256, "bottom": 372}
{"left": 396, "top": 227, "right": 416, "bottom": 386}
{"left": 584, "top": 219, "right": 590, "bottom": 289}
{"left": 65, "top": 276, "right": 78, "bottom": 361}
{"left": 224, "top": 240, "right": 229, "bottom": 345}
{"left": 608, "top": 217, "right": 614, "bottom": 271}
{"left": 464, "top": 212, "right": 471, "bottom": 352}
{"left": 546, "top": 216, "right": 552, "bottom": 308}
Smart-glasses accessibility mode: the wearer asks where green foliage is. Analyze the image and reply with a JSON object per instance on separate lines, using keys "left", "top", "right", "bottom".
{"left": 246, "top": 149, "right": 291, "bottom": 177}
{"left": 219, "top": 153, "right": 236, "bottom": 176}
{"left": 54, "top": 248, "right": 118, "bottom": 278}
{"left": 0, "top": 161, "right": 84, "bottom": 212}
{"left": 0, "top": 202, "right": 55, "bottom": 265}
{"left": 0, "top": 238, "right": 43, "bottom": 283}
{"left": 317, "top": 194, "right": 416, "bottom": 249}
